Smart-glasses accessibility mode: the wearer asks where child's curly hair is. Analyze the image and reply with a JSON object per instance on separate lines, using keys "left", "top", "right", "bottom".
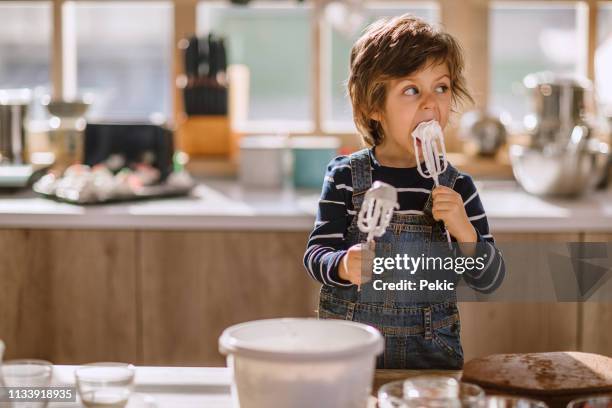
{"left": 348, "top": 14, "right": 474, "bottom": 146}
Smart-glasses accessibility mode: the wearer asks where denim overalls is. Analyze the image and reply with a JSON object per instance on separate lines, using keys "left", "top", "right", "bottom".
{"left": 316, "top": 148, "right": 464, "bottom": 370}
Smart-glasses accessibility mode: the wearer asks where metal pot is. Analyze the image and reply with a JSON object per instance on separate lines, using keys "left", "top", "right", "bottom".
{"left": 523, "top": 72, "right": 595, "bottom": 149}
{"left": 0, "top": 90, "right": 29, "bottom": 165}
{"left": 459, "top": 110, "right": 507, "bottom": 156}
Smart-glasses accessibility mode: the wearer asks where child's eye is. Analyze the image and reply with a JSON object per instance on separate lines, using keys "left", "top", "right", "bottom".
{"left": 403, "top": 86, "right": 419, "bottom": 96}
{"left": 435, "top": 84, "right": 450, "bottom": 94}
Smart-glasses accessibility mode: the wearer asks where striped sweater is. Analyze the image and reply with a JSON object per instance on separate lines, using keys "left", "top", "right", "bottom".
{"left": 303, "top": 148, "right": 505, "bottom": 293}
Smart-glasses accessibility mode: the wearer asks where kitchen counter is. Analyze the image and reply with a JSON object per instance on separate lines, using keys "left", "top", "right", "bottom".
{"left": 46, "top": 365, "right": 460, "bottom": 407}
{"left": 0, "top": 179, "right": 610, "bottom": 232}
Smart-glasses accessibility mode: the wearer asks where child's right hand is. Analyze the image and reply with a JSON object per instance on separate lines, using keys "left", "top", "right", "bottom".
{"left": 338, "top": 243, "right": 374, "bottom": 285}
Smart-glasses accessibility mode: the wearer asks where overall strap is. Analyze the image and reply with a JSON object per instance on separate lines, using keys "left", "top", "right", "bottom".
{"left": 423, "top": 161, "right": 460, "bottom": 218}
{"left": 350, "top": 148, "right": 373, "bottom": 212}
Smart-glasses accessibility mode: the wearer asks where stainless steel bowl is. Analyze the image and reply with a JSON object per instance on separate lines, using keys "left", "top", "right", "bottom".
{"left": 509, "top": 140, "right": 609, "bottom": 197}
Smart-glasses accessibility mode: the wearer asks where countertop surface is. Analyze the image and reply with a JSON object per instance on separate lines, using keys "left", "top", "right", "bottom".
{"left": 0, "top": 179, "right": 610, "bottom": 232}
{"left": 45, "top": 365, "right": 460, "bottom": 407}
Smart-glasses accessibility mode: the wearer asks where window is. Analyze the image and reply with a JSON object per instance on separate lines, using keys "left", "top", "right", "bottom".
{"left": 0, "top": 2, "right": 51, "bottom": 89}
{"left": 324, "top": 2, "right": 439, "bottom": 130}
{"left": 72, "top": 1, "right": 173, "bottom": 122}
{"left": 489, "top": 2, "right": 584, "bottom": 126}
{"left": 596, "top": 2, "right": 612, "bottom": 112}
{"left": 197, "top": 1, "right": 312, "bottom": 128}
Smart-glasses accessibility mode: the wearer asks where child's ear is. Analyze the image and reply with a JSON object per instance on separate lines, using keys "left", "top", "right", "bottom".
{"left": 369, "top": 111, "right": 382, "bottom": 122}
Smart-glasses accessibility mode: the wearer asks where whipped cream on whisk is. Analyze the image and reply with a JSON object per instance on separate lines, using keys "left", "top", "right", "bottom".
{"left": 411, "top": 120, "right": 453, "bottom": 246}
{"left": 357, "top": 181, "right": 399, "bottom": 243}
{"left": 411, "top": 120, "right": 448, "bottom": 186}
{"left": 354, "top": 181, "right": 398, "bottom": 290}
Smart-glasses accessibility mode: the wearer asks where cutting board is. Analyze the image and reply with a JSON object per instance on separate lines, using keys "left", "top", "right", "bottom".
{"left": 462, "top": 352, "right": 612, "bottom": 408}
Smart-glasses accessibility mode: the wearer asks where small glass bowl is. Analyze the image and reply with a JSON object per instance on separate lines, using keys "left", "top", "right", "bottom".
{"left": 378, "top": 376, "right": 485, "bottom": 408}
{"left": 1, "top": 359, "right": 53, "bottom": 387}
{"left": 75, "top": 362, "right": 135, "bottom": 407}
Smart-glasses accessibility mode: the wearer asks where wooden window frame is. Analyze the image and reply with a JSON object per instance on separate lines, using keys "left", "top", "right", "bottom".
{"left": 2, "top": 0, "right": 605, "bottom": 139}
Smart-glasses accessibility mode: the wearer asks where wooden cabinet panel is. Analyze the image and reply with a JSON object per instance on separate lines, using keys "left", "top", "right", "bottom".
{"left": 459, "top": 233, "right": 581, "bottom": 362}
{"left": 0, "top": 230, "right": 38, "bottom": 359}
{"left": 0, "top": 229, "right": 138, "bottom": 364}
{"left": 140, "top": 230, "right": 319, "bottom": 366}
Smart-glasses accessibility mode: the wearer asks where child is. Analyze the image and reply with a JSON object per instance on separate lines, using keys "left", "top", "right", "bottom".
{"left": 303, "top": 14, "right": 505, "bottom": 370}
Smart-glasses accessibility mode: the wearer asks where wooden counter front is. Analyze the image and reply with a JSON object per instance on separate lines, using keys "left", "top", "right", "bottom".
{"left": 0, "top": 230, "right": 610, "bottom": 366}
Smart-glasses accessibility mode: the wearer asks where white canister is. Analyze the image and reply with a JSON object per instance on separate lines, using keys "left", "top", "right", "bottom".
{"left": 238, "top": 135, "right": 289, "bottom": 188}
{"left": 219, "top": 318, "right": 383, "bottom": 408}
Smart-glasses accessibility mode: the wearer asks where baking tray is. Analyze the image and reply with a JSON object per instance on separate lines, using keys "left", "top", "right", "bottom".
{"left": 33, "top": 180, "right": 197, "bottom": 205}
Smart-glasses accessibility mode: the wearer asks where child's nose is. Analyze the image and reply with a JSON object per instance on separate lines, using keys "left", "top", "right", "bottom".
{"left": 419, "top": 92, "right": 437, "bottom": 110}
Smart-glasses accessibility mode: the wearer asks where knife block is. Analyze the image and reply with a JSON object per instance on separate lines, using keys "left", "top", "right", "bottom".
{"left": 176, "top": 115, "right": 232, "bottom": 157}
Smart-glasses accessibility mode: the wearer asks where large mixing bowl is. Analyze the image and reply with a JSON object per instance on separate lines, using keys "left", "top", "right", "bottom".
{"left": 509, "top": 140, "right": 609, "bottom": 197}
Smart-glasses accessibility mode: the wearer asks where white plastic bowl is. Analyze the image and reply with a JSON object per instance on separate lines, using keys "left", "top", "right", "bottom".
{"left": 219, "top": 318, "right": 383, "bottom": 408}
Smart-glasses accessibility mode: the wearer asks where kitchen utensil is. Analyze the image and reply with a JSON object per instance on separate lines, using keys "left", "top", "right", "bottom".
{"left": 459, "top": 110, "right": 507, "bottom": 156}
{"left": 1, "top": 359, "right": 53, "bottom": 408}
{"left": 0, "top": 88, "right": 31, "bottom": 165}
{"left": 357, "top": 181, "right": 398, "bottom": 243}
{"left": 356, "top": 180, "right": 398, "bottom": 290}
{"left": 75, "top": 362, "right": 135, "bottom": 408}
{"left": 462, "top": 352, "right": 612, "bottom": 408}
{"left": 0, "top": 90, "right": 36, "bottom": 189}
{"left": 412, "top": 120, "right": 452, "bottom": 245}
{"left": 184, "top": 36, "right": 200, "bottom": 78}
{"left": 290, "top": 136, "right": 340, "bottom": 188}
{"left": 180, "top": 32, "right": 229, "bottom": 116}
{"left": 218, "top": 318, "right": 383, "bottom": 408}
{"left": 523, "top": 72, "right": 594, "bottom": 150}
{"left": 238, "top": 135, "right": 289, "bottom": 188}
{"left": 0, "top": 103, "right": 28, "bottom": 165}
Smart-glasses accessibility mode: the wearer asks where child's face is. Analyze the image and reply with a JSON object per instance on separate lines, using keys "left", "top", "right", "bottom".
{"left": 375, "top": 60, "right": 452, "bottom": 158}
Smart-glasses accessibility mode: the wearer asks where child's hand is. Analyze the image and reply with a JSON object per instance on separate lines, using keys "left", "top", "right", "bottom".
{"left": 432, "top": 186, "right": 477, "bottom": 243}
{"left": 338, "top": 243, "right": 369, "bottom": 285}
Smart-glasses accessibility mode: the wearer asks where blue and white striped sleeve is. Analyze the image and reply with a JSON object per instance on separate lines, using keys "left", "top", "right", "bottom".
{"left": 303, "top": 156, "right": 355, "bottom": 287}
{"left": 454, "top": 173, "right": 506, "bottom": 294}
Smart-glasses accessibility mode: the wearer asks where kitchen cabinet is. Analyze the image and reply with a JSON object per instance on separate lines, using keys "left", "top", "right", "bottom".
{"left": 140, "top": 230, "right": 319, "bottom": 366}
{"left": 0, "top": 229, "right": 318, "bottom": 365}
{"left": 0, "top": 229, "right": 138, "bottom": 363}
{"left": 1, "top": 228, "right": 605, "bottom": 365}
